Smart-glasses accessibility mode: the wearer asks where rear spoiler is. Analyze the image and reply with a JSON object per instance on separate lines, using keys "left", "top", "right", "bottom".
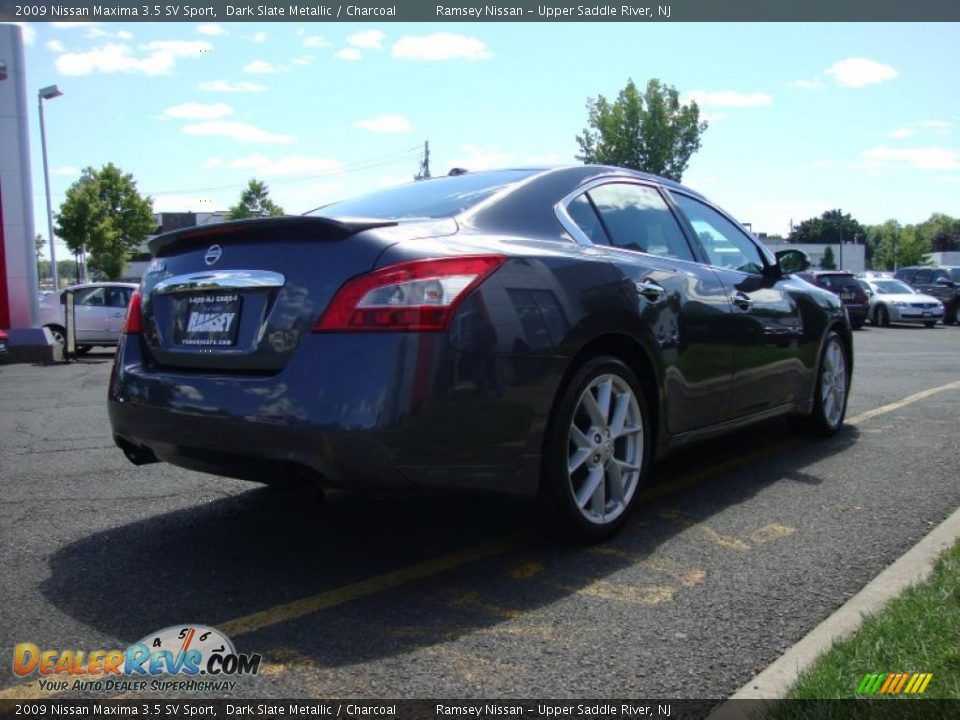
{"left": 148, "top": 216, "right": 398, "bottom": 256}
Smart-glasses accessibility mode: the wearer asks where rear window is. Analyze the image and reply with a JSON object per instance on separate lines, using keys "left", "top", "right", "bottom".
{"left": 307, "top": 170, "right": 540, "bottom": 220}
{"left": 818, "top": 274, "right": 859, "bottom": 291}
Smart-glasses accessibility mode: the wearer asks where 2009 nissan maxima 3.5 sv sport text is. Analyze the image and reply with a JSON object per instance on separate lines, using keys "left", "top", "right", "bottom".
{"left": 108, "top": 166, "right": 852, "bottom": 538}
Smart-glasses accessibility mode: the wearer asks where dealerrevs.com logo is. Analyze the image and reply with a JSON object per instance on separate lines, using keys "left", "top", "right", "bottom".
{"left": 12, "top": 624, "right": 261, "bottom": 693}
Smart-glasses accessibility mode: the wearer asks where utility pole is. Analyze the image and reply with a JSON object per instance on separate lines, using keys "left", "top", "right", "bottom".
{"left": 415, "top": 140, "right": 431, "bottom": 181}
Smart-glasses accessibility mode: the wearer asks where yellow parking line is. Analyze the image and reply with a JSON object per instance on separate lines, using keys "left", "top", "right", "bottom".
{"left": 217, "top": 536, "right": 519, "bottom": 637}
{"left": 846, "top": 379, "right": 960, "bottom": 425}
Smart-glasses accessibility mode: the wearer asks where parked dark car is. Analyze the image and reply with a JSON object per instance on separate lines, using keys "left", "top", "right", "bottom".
{"left": 108, "top": 166, "right": 852, "bottom": 538}
{"left": 797, "top": 270, "right": 868, "bottom": 329}
{"left": 893, "top": 266, "right": 960, "bottom": 325}
{"left": 0, "top": 328, "right": 8, "bottom": 362}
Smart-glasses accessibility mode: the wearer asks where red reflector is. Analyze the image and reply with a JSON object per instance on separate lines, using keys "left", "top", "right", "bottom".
{"left": 123, "top": 290, "right": 143, "bottom": 335}
{"left": 314, "top": 255, "right": 506, "bottom": 332}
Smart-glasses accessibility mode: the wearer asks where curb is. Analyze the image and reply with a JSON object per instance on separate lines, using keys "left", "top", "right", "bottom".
{"left": 708, "top": 502, "right": 960, "bottom": 714}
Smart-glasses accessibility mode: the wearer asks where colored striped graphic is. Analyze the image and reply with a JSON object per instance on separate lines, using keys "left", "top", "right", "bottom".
{"left": 857, "top": 672, "right": 933, "bottom": 694}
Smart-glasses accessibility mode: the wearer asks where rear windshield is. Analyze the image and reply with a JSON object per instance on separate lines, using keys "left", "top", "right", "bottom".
{"left": 307, "top": 170, "right": 540, "bottom": 220}
{"left": 818, "top": 274, "right": 860, "bottom": 291}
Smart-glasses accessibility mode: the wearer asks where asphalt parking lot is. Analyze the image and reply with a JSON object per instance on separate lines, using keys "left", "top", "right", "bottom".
{"left": 1, "top": 324, "right": 958, "bottom": 700}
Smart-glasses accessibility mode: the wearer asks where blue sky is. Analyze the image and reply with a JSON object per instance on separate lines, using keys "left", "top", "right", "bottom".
{"left": 7, "top": 20, "right": 960, "bottom": 260}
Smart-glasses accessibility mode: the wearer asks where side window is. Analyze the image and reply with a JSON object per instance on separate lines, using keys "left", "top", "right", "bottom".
{"left": 672, "top": 193, "right": 765, "bottom": 274}
{"left": 105, "top": 287, "right": 132, "bottom": 308}
{"left": 913, "top": 269, "right": 932, "bottom": 283}
{"left": 75, "top": 287, "right": 106, "bottom": 307}
{"left": 565, "top": 193, "right": 610, "bottom": 246}
{"left": 584, "top": 183, "right": 694, "bottom": 261}
{"left": 931, "top": 269, "right": 948, "bottom": 283}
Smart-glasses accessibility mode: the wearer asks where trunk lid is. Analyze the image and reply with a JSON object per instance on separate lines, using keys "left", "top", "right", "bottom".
{"left": 138, "top": 216, "right": 452, "bottom": 372}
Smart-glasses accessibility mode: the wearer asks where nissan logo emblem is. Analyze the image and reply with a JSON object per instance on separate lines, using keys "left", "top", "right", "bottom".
{"left": 204, "top": 245, "right": 222, "bottom": 266}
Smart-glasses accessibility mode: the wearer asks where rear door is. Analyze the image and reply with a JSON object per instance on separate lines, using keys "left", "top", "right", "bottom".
{"left": 669, "top": 192, "right": 806, "bottom": 418}
{"left": 105, "top": 286, "right": 134, "bottom": 335}
{"left": 72, "top": 287, "right": 112, "bottom": 343}
{"left": 561, "top": 181, "right": 734, "bottom": 433}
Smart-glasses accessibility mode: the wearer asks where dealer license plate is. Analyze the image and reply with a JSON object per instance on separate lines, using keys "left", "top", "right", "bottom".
{"left": 177, "top": 294, "right": 241, "bottom": 346}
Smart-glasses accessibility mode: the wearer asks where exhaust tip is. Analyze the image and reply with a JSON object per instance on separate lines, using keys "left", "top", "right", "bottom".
{"left": 115, "top": 437, "right": 160, "bottom": 466}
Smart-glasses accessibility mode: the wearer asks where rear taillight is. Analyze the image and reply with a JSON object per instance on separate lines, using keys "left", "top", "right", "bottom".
{"left": 123, "top": 290, "right": 143, "bottom": 334}
{"left": 314, "top": 255, "right": 506, "bottom": 332}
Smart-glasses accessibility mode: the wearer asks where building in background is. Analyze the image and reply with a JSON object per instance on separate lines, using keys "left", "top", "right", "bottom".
{"left": 759, "top": 233, "right": 866, "bottom": 274}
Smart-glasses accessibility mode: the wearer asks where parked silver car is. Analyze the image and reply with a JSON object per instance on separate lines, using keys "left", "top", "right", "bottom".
{"left": 39, "top": 282, "right": 138, "bottom": 352}
{"left": 864, "top": 278, "right": 944, "bottom": 327}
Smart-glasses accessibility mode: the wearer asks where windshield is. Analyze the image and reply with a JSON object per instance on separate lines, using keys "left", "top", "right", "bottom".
{"left": 307, "top": 169, "right": 541, "bottom": 220}
{"left": 872, "top": 280, "right": 914, "bottom": 295}
{"left": 950, "top": 269, "right": 960, "bottom": 283}
{"left": 818, "top": 274, "right": 859, "bottom": 291}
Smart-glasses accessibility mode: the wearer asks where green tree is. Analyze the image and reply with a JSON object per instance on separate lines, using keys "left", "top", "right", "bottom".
{"left": 227, "top": 179, "right": 284, "bottom": 220}
{"left": 55, "top": 164, "right": 156, "bottom": 280}
{"left": 34, "top": 234, "right": 45, "bottom": 261}
{"left": 576, "top": 78, "right": 708, "bottom": 181}
{"left": 820, "top": 245, "right": 837, "bottom": 270}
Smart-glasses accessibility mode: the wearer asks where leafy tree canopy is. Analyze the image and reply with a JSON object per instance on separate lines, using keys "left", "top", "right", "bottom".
{"left": 55, "top": 163, "right": 155, "bottom": 280}
{"left": 576, "top": 78, "right": 708, "bottom": 181}
{"left": 227, "top": 179, "right": 285, "bottom": 220}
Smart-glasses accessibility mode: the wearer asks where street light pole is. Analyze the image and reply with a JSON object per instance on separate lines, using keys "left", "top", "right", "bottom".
{"left": 38, "top": 84, "right": 62, "bottom": 290}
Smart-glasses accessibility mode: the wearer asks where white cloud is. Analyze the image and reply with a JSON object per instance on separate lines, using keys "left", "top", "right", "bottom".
{"left": 684, "top": 90, "right": 773, "bottom": 107}
{"left": 354, "top": 115, "right": 413, "bottom": 133}
{"left": 52, "top": 166, "right": 79, "bottom": 177}
{"left": 883, "top": 128, "right": 914, "bottom": 139}
{"left": 198, "top": 80, "right": 268, "bottom": 93}
{"left": 450, "top": 145, "right": 515, "bottom": 171}
{"left": 792, "top": 79, "right": 824, "bottom": 90}
{"left": 228, "top": 155, "right": 343, "bottom": 176}
{"left": 861, "top": 146, "right": 960, "bottom": 170}
{"left": 10, "top": 22, "right": 36, "bottom": 45}
{"left": 347, "top": 30, "right": 385, "bottom": 50}
{"left": 86, "top": 27, "right": 133, "bottom": 40}
{"left": 337, "top": 48, "right": 363, "bottom": 61}
{"left": 196, "top": 23, "right": 227, "bottom": 36}
{"left": 302, "top": 35, "right": 329, "bottom": 48}
{"left": 55, "top": 40, "right": 212, "bottom": 76}
{"left": 46, "top": 39, "right": 66, "bottom": 52}
{"left": 277, "top": 181, "right": 347, "bottom": 209}
{"left": 917, "top": 120, "right": 952, "bottom": 135}
{"left": 164, "top": 102, "right": 234, "bottom": 120}
{"left": 252, "top": 32, "right": 267, "bottom": 43}
{"left": 243, "top": 60, "right": 281, "bottom": 74}
{"left": 290, "top": 56, "right": 314, "bottom": 66}
{"left": 824, "top": 57, "right": 898, "bottom": 88}
{"left": 391, "top": 33, "right": 492, "bottom": 61}
{"left": 203, "top": 158, "right": 224, "bottom": 168}
{"left": 182, "top": 121, "right": 294, "bottom": 144}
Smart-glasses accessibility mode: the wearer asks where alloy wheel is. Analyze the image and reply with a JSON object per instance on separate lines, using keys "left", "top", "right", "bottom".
{"left": 566, "top": 374, "right": 643, "bottom": 525}
{"left": 820, "top": 338, "right": 848, "bottom": 429}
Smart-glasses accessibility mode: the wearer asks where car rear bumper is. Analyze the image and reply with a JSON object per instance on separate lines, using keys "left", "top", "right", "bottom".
{"left": 108, "top": 333, "right": 565, "bottom": 497}
{"left": 889, "top": 307, "right": 944, "bottom": 323}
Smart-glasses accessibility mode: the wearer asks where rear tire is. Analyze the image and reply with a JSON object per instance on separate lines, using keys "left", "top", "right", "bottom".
{"left": 875, "top": 305, "right": 890, "bottom": 327}
{"left": 541, "top": 356, "right": 651, "bottom": 540}
{"left": 789, "top": 331, "right": 849, "bottom": 437}
{"left": 46, "top": 325, "right": 66, "bottom": 348}
{"left": 76, "top": 345, "right": 92, "bottom": 355}
{"left": 924, "top": 322, "right": 937, "bottom": 329}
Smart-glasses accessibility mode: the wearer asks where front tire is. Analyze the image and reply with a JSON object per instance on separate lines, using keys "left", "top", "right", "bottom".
{"left": 790, "top": 331, "right": 849, "bottom": 437}
{"left": 541, "top": 356, "right": 651, "bottom": 540}
{"left": 875, "top": 305, "right": 890, "bottom": 327}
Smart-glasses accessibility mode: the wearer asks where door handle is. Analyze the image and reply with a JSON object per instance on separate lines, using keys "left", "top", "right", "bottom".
{"left": 635, "top": 279, "right": 665, "bottom": 302}
{"left": 732, "top": 292, "right": 753, "bottom": 310}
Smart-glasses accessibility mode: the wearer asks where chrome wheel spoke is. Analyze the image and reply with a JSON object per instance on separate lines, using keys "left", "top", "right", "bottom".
{"left": 576, "top": 466, "right": 604, "bottom": 509}
{"left": 567, "top": 372, "right": 644, "bottom": 526}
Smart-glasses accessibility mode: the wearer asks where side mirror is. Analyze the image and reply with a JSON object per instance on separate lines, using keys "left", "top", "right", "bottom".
{"left": 935, "top": 277, "right": 955, "bottom": 287}
{"left": 775, "top": 249, "right": 810, "bottom": 275}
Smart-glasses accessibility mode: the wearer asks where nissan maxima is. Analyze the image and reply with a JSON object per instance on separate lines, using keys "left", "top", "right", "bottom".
{"left": 108, "top": 166, "right": 852, "bottom": 538}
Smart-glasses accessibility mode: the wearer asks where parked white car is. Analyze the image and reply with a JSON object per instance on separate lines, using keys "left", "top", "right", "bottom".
{"left": 39, "top": 282, "right": 138, "bottom": 352}
{"left": 863, "top": 278, "right": 944, "bottom": 328}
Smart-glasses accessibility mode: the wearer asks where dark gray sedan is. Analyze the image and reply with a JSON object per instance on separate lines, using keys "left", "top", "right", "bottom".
{"left": 108, "top": 166, "right": 852, "bottom": 538}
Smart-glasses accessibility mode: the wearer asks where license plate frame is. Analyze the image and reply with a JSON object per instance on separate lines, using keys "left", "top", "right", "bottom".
{"left": 176, "top": 293, "right": 242, "bottom": 347}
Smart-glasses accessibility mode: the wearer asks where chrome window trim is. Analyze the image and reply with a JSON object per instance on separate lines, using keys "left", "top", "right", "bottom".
{"left": 553, "top": 178, "right": 705, "bottom": 270}
{"left": 153, "top": 270, "right": 286, "bottom": 295}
